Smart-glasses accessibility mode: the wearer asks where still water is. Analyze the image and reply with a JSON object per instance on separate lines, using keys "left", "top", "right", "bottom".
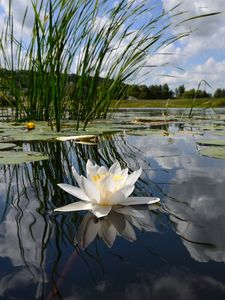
{"left": 0, "top": 109, "right": 225, "bottom": 300}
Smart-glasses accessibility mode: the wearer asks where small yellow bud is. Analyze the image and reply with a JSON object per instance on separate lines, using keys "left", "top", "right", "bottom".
{"left": 26, "top": 122, "right": 35, "bottom": 130}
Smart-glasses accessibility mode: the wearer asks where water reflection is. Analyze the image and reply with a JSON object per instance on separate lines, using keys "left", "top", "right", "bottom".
{"left": 0, "top": 134, "right": 162, "bottom": 299}
{"left": 94, "top": 269, "right": 225, "bottom": 300}
{"left": 1, "top": 124, "right": 225, "bottom": 299}
{"left": 75, "top": 205, "right": 159, "bottom": 249}
{"left": 0, "top": 164, "right": 51, "bottom": 299}
{"left": 164, "top": 172, "right": 225, "bottom": 263}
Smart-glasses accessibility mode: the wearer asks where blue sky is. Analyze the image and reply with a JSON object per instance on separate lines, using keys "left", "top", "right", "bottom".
{"left": 0, "top": 0, "right": 225, "bottom": 92}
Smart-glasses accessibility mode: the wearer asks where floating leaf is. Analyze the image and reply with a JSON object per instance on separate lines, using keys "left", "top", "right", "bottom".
{"left": 192, "top": 124, "right": 225, "bottom": 131}
{"left": 199, "top": 147, "right": 225, "bottom": 159}
{"left": 0, "top": 143, "right": 17, "bottom": 150}
{"left": 131, "top": 118, "right": 181, "bottom": 128}
{"left": 0, "top": 151, "right": 49, "bottom": 164}
{"left": 125, "top": 129, "right": 160, "bottom": 136}
{"left": 212, "top": 131, "right": 225, "bottom": 137}
{"left": 56, "top": 134, "right": 98, "bottom": 142}
{"left": 196, "top": 139, "right": 225, "bottom": 146}
{"left": 0, "top": 121, "right": 142, "bottom": 142}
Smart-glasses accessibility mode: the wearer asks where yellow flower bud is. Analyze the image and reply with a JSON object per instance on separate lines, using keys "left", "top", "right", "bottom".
{"left": 26, "top": 122, "right": 35, "bottom": 130}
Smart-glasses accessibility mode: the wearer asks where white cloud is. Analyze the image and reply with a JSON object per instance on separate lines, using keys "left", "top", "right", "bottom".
{"left": 139, "top": 0, "right": 225, "bottom": 90}
{"left": 146, "top": 44, "right": 183, "bottom": 68}
{"left": 153, "top": 57, "right": 225, "bottom": 92}
{"left": 0, "top": 0, "right": 35, "bottom": 38}
{"left": 0, "top": 0, "right": 42, "bottom": 68}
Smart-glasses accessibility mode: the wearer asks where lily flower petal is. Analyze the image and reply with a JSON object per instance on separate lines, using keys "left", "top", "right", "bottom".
{"left": 109, "top": 161, "right": 121, "bottom": 173}
{"left": 126, "top": 168, "right": 142, "bottom": 185}
{"left": 76, "top": 212, "right": 100, "bottom": 249}
{"left": 86, "top": 159, "right": 94, "bottom": 170}
{"left": 80, "top": 175, "right": 100, "bottom": 202}
{"left": 100, "top": 174, "right": 116, "bottom": 192}
{"left": 120, "top": 168, "right": 129, "bottom": 180}
{"left": 57, "top": 183, "right": 90, "bottom": 201}
{"left": 120, "top": 219, "right": 137, "bottom": 242}
{"left": 54, "top": 201, "right": 93, "bottom": 212}
{"left": 123, "top": 197, "right": 160, "bottom": 206}
{"left": 86, "top": 160, "right": 100, "bottom": 179}
{"left": 108, "top": 190, "right": 127, "bottom": 205}
{"left": 113, "top": 206, "right": 146, "bottom": 218}
{"left": 92, "top": 205, "right": 112, "bottom": 218}
{"left": 116, "top": 184, "right": 135, "bottom": 198}
{"left": 109, "top": 212, "right": 136, "bottom": 241}
{"left": 97, "top": 166, "right": 108, "bottom": 176}
{"left": 71, "top": 166, "right": 82, "bottom": 187}
{"left": 99, "top": 219, "right": 117, "bottom": 248}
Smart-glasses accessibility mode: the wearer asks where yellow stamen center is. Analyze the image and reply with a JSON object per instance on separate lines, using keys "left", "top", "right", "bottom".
{"left": 113, "top": 175, "right": 124, "bottom": 181}
{"left": 99, "top": 201, "right": 110, "bottom": 206}
{"left": 92, "top": 174, "right": 106, "bottom": 182}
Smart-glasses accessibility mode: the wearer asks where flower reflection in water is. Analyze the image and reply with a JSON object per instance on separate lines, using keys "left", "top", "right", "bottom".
{"left": 75, "top": 205, "right": 160, "bottom": 249}
{"left": 55, "top": 160, "right": 160, "bottom": 218}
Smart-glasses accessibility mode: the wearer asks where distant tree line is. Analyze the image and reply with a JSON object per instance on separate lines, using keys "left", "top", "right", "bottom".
{"left": 126, "top": 83, "right": 174, "bottom": 99}
{"left": 213, "top": 88, "right": 225, "bottom": 98}
{"left": 125, "top": 83, "right": 224, "bottom": 99}
{"left": 0, "top": 69, "right": 225, "bottom": 105}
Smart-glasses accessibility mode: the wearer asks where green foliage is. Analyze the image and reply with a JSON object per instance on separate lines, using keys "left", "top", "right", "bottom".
{"left": 118, "top": 97, "right": 225, "bottom": 109}
{"left": 182, "top": 89, "right": 211, "bottom": 99}
{"left": 0, "top": 1, "right": 222, "bottom": 130}
{"left": 175, "top": 85, "right": 185, "bottom": 97}
{"left": 126, "top": 83, "right": 174, "bottom": 99}
{"left": 214, "top": 88, "right": 225, "bottom": 98}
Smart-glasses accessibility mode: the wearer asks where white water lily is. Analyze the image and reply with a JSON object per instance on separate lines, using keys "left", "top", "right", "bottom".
{"left": 55, "top": 160, "right": 160, "bottom": 218}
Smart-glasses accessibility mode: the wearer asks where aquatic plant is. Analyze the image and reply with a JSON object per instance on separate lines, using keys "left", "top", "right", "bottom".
{"left": 55, "top": 160, "right": 160, "bottom": 217}
{"left": 0, "top": 1, "right": 221, "bottom": 130}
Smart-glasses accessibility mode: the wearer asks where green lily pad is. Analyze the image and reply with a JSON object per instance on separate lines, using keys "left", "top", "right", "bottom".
{"left": 0, "top": 151, "right": 49, "bottom": 164}
{"left": 56, "top": 134, "right": 98, "bottom": 142}
{"left": 0, "top": 143, "right": 17, "bottom": 150}
{"left": 192, "top": 124, "right": 225, "bottom": 131}
{"left": 126, "top": 129, "right": 162, "bottom": 136}
{"left": 132, "top": 117, "right": 179, "bottom": 125}
{"left": 0, "top": 120, "right": 151, "bottom": 142}
{"left": 196, "top": 139, "right": 225, "bottom": 146}
{"left": 212, "top": 131, "right": 225, "bottom": 136}
{"left": 199, "top": 147, "right": 225, "bottom": 159}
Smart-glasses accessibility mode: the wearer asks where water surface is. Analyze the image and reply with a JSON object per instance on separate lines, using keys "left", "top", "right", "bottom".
{"left": 0, "top": 109, "right": 225, "bottom": 300}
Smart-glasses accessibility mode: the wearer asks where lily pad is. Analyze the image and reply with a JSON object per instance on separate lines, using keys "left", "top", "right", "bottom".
{"left": 56, "top": 134, "right": 98, "bottom": 142}
{"left": 196, "top": 139, "right": 225, "bottom": 146}
{"left": 0, "top": 143, "right": 17, "bottom": 150}
{"left": 212, "top": 131, "right": 225, "bottom": 136}
{"left": 199, "top": 147, "right": 225, "bottom": 159}
{"left": 132, "top": 117, "right": 179, "bottom": 126}
{"left": 125, "top": 129, "right": 161, "bottom": 136}
{"left": 0, "top": 120, "right": 152, "bottom": 142}
{"left": 192, "top": 124, "right": 225, "bottom": 131}
{"left": 0, "top": 151, "right": 49, "bottom": 164}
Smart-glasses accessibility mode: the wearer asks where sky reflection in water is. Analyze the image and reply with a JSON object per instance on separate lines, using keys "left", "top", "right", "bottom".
{"left": 0, "top": 112, "right": 225, "bottom": 299}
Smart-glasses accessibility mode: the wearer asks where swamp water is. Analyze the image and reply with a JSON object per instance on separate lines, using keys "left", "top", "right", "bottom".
{"left": 0, "top": 108, "right": 225, "bottom": 299}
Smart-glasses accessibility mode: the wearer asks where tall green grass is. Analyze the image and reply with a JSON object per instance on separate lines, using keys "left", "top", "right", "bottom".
{"left": 0, "top": 0, "right": 221, "bottom": 131}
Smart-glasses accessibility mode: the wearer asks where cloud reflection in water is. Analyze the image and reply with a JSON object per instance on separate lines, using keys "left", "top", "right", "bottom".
{"left": 164, "top": 173, "right": 225, "bottom": 263}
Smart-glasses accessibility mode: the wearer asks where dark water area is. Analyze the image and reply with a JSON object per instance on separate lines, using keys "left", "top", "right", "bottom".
{"left": 1, "top": 109, "right": 225, "bottom": 299}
